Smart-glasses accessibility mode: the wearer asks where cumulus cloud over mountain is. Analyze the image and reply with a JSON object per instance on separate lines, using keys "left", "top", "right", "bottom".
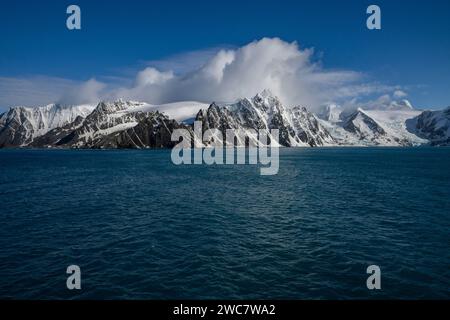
{"left": 112, "top": 37, "right": 386, "bottom": 109}
{"left": 0, "top": 38, "right": 405, "bottom": 111}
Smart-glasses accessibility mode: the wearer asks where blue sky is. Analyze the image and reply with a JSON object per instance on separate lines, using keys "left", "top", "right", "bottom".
{"left": 0, "top": 0, "right": 449, "bottom": 110}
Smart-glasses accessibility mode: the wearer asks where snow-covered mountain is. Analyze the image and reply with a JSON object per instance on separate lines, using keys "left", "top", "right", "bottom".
{"left": 196, "top": 90, "right": 335, "bottom": 147}
{"left": 410, "top": 107, "right": 450, "bottom": 146}
{"left": 0, "top": 91, "right": 449, "bottom": 148}
{"left": 31, "top": 100, "right": 199, "bottom": 148}
{"left": 47, "top": 100, "right": 155, "bottom": 148}
{"left": 119, "top": 101, "right": 210, "bottom": 122}
{"left": 0, "top": 103, "right": 95, "bottom": 147}
{"left": 317, "top": 102, "right": 429, "bottom": 146}
{"left": 321, "top": 108, "right": 425, "bottom": 146}
{"left": 361, "top": 109, "right": 427, "bottom": 145}
{"left": 91, "top": 112, "right": 191, "bottom": 149}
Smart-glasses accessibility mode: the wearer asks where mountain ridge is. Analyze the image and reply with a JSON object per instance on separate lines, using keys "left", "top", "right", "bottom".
{"left": 1, "top": 91, "right": 449, "bottom": 148}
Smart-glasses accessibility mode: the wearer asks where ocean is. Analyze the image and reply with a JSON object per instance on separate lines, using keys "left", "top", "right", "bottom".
{"left": 0, "top": 148, "right": 449, "bottom": 299}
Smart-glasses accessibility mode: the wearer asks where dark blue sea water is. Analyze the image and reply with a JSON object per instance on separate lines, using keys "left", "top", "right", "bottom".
{"left": 0, "top": 148, "right": 449, "bottom": 299}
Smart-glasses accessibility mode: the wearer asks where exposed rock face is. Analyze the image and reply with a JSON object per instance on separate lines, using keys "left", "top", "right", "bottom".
{"left": 31, "top": 116, "right": 86, "bottom": 147}
{"left": 289, "top": 106, "right": 336, "bottom": 146}
{"left": 92, "top": 112, "right": 192, "bottom": 149}
{"left": 195, "top": 90, "right": 336, "bottom": 147}
{"left": 53, "top": 101, "right": 151, "bottom": 147}
{"left": 28, "top": 101, "right": 193, "bottom": 149}
{"left": 1, "top": 91, "right": 449, "bottom": 149}
{"left": 342, "top": 109, "right": 388, "bottom": 144}
{"left": 413, "top": 107, "right": 450, "bottom": 146}
{"left": 0, "top": 104, "right": 94, "bottom": 147}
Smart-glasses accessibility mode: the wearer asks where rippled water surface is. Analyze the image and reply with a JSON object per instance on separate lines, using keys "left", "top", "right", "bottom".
{"left": 0, "top": 148, "right": 449, "bottom": 299}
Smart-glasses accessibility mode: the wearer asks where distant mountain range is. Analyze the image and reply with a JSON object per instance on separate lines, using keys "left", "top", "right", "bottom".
{"left": 1, "top": 90, "right": 449, "bottom": 148}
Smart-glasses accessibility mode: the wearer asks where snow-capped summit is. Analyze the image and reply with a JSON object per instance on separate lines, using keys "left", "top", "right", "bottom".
{"left": 92, "top": 100, "right": 148, "bottom": 114}
{"left": 0, "top": 92, "right": 448, "bottom": 148}
{"left": 0, "top": 103, "right": 95, "bottom": 147}
{"left": 196, "top": 90, "right": 335, "bottom": 147}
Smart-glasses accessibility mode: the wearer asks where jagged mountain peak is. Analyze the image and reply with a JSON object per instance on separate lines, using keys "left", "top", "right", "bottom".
{"left": 6, "top": 103, "right": 64, "bottom": 115}
{"left": 0, "top": 102, "right": 96, "bottom": 147}
{"left": 355, "top": 107, "right": 366, "bottom": 113}
{"left": 292, "top": 105, "right": 309, "bottom": 113}
{"left": 252, "top": 89, "right": 281, "bottom": 104}
{"left": 1, "top": 93, "right": 449, "bottom": 148}
{"left": 250, "top": 91, "right": 285, "bottom": 118}
{"left": 258, "top": 88, "right": 275, "bottom": 98}
{"left": 93, "top": 100, "right": 147, "bottom": 114}
{"left": 339, "top": 107, "right": 374, "bottom": 121}
{"left": 194, "top": 92, "right": 334, "bottom": 147}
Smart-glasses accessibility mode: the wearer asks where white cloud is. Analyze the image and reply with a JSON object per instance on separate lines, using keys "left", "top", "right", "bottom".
{"left": 58, "top": 78, "right": 106, "bottom": 105}
{"left": 0, "top": 38, "right": 402, "bottom": 113}
{"left": 0, "top": 76, "right": 77, "bottom": 109}
{"left": 393, "top": 90, "right": 407, "bottom": 98}
{"left": 135, "top": 68, "right": 174, "bottom": 86}
{"left": 0, "top": 76, "right": 105, "bottom": 110}
{"left": 350, "top": 93, "right": 414, "bottom": 111}
{"left": 144, "top": 46, "right": 230, "bottom": 74}
{"left": 113, "top": 37, "right": 393, "bottom": 110}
